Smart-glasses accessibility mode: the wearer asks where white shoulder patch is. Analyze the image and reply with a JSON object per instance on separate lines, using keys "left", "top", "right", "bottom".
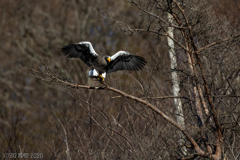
{"left": 110, "top": 51, "right": 130, "bottom": 61}
{"left": 79, "top": 41, "right": 98, "bottom": 56}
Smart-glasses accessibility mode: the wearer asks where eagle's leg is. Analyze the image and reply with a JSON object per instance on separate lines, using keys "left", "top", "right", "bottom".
{"left": 97, "top": 75, "right": 104, "bottom": 82}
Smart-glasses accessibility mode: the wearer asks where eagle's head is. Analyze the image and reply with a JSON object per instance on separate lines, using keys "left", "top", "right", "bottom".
{"left": 104, "top": 56, "right": 111, "bottom": 63}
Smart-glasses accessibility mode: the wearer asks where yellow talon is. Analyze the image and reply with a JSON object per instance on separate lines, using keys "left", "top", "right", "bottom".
{"left": 97, "top": 75, "right": 104, "bottom": 81}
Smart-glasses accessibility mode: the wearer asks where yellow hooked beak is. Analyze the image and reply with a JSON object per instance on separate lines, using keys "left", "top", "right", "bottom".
{"left": 107, "top": 57, "right": 111, "bottom": 62}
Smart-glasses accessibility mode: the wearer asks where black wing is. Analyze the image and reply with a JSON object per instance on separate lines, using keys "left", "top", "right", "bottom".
{"left": 106, "top": 51, "right": 146, "bottom": 73}
{"left": 61, "top": 42, "right": 98, "bottom": 67}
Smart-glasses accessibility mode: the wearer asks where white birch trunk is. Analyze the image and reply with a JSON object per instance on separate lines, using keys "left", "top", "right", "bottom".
{"left": 167, "top": 11, "right": 187, "bottom": 156}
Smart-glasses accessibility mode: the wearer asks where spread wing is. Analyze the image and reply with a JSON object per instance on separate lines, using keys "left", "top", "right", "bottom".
{"left": 106, "top": 51, "right": 146, "bottom": 73}
{"left": 61, "top": 41, "right": 98, "bottom": 67}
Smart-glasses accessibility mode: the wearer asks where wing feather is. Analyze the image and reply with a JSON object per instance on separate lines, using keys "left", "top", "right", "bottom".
{"left": 61, "top": 42, "right": 98, "bottom": 67}
{"left": 106, "top": 51, "right": 146, "bottom": 73}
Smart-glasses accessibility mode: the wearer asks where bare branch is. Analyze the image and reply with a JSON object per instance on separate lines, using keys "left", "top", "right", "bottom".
{"left": 198, "top": 34, "right": 240, "bottom": 53}
{"left": 130, "top": 28, "right": 188, "bottom": 51}
{"left": 130, "top": 0, "right": 185, "bottom": 29}
{"left": 45, "top": 71, "right": 209, "bottom": 158}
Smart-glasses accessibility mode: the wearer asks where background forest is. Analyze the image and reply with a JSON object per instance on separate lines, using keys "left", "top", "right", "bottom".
{"left": 1, "top": 0, "right": 240, "bottom": 159}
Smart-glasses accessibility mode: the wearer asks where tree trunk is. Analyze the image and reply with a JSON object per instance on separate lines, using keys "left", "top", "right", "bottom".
{"left": 167, "top": 10, "right": 187, "bottom": 156}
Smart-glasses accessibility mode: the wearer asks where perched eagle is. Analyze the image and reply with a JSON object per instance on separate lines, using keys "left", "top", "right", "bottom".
{"left": 61, "top": 41, "right": 146, "bottom": 81}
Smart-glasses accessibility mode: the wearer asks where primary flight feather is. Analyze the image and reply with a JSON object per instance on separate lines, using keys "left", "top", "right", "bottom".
{"left": 61, "top": 41, "right": 146, "bottom": 81}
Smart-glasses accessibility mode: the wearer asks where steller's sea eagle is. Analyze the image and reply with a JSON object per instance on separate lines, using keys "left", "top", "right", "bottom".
{"left": 61, "top": 41, "right": 146, "bottom": 81}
